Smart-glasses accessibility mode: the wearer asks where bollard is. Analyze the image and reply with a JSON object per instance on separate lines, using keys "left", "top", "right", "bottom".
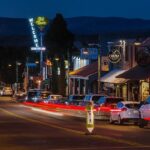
{"left": 85, "top": 101, "right": 94, "bottom": 135}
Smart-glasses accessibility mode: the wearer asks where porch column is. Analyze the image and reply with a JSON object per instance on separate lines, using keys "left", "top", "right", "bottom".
{"left": 73, "top": 78, "right": 75, "bottom": 95}
{"left": 78, "top": 79, "right": 81, "bottom": 95}
{"left": 68, "top": 77, "right": 70, "bottom": 96}
{"left": 84, "top": 80, "right": 86, "bottom": 95}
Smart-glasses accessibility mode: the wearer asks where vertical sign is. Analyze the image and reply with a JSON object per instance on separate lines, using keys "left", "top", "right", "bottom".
{"left": 86, "top": 101, "right": 94, "bottom": 134}
{"left": 101, "top": 56, "right": 109, "bottom": 71}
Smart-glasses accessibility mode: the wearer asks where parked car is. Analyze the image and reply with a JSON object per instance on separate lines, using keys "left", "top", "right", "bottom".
{"left": 40, "top": 91, "right": 51, "bottom": 100}
{"left": 82, "top": 94, "right": 105, "bottom": 106}
{"left": 97, "top": 96, "right": 124, "bottom": 107}
{"left": 110, "top": 101, "right": 140, "bottom": 124}
{"left": 95, "top": 96, "right": 124, "bottom": 119}
{"left": 25, "top": 89, "right": 50, "bottom": 103}
{"left": 43, "top": 94, "right": 63, "bottom": 104}
{"left": 139, "top": 96, "right": 150, "bottom": 128}
{"left": 67, "top": 95, "right": 85, "bottom": 105}
{"left": 14, "top": 90, "right": 27, "bottom": 102}
{"left": 1, "top": 86, "right": 13, "bottom": 96}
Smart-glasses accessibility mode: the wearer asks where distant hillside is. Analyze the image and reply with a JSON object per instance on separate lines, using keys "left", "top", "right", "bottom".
{"left": 1, "top": 16, "right": 150, "bottom": 46}
{"left": 0, "top": 17, "right": 32, "bottom": 46}
{"left": 66, "top": 17, "right": 150, "bottom": 38}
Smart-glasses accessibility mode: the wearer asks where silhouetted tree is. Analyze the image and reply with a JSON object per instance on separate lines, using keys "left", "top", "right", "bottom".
{"left": 45, "top": 13, "right": 74, "bottom": 95}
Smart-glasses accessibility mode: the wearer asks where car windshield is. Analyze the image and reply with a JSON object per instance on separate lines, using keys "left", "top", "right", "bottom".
{"left": 92, "top": 96, "right": 103, "bottom": 103}
{"left": 51, "top": 95, "right": 62, "bottom": 100}
{"left": 41, "top": 92, "right": 50, "bottom": 99}
{"left": 4, "top": 87, "right": 11, "bottom": 90}
{"left": 125, "top": 103, "right": 140, "bottom": 109}
{"left": 145, "top": 96, "right": 150, "bottom": 104}
{"left": 28, "top": 91, "right": 40, "bottom": 98}
{"left": 69, "top": 95, "right": 85, "bottom": 101}
{"left": 106, "top": 98, "right": 123, "bottom": 104}
{"left": 84, "top": 95, "right": 91, "bottom": 101}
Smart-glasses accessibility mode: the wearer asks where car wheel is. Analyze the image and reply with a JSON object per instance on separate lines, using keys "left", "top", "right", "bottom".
{"left": 139, "top": 119, "right": 148, "bottom": 128}
{"left": 134, "top": 121, "right": 138, "bottom": 126}
{"left": 109, "top": 116, "right": 114, "bottom": 124}
{"left": 118, "top": 116, "right": 123, "bottom": 125}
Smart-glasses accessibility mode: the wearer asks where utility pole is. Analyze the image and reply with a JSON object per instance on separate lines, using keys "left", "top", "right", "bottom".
{"left": 67, "top": 49, "right": 70, "bottom": 96}
{"left": 97, "top": 46, "right": 101, "bottom": 94}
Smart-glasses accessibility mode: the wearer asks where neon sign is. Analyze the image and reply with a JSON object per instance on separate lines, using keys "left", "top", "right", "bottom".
{"left": 29, "top": 18, "right": 39, "bottom": 47}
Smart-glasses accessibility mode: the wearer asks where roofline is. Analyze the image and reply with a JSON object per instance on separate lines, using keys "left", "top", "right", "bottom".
{"left": 69, "top": 71, "right": 97, "bottom": 80}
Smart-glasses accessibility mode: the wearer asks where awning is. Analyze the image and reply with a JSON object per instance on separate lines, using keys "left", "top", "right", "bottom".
{"left": 100, "top": 69, "right": 127, "bottom": 84}
{"left": 69, "top": 61, "right": 98, "bottom": 79}
{"left": 117, "top": 65, "right": 150, "bottom": 80}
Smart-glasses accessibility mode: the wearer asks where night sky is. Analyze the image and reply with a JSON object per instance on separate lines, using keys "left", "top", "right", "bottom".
{"left": 0, "top": 0, "right": 150, "bottom": 19}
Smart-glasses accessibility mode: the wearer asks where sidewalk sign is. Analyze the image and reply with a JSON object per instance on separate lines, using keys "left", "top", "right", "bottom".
{"left": 86, "top": 101, "right": 94, "bottom": 134}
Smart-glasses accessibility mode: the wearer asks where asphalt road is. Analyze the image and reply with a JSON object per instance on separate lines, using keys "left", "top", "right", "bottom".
{"left": 0, "top": 96, "right": 150, "bottom": 150}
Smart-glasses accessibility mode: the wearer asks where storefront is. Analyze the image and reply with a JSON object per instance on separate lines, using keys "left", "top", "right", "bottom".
{"left": 69, "top": 61, "right": 98, "bottom": 95}
{"left": 117, "top": 65, "right": 150, "bottom": 101}
{"left": 100, "top": 69, "right": 128, "bottom": 99}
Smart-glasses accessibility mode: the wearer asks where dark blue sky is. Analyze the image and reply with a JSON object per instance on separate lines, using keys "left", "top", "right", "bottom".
{"left": 0, "top": 0, "right": 150, "bottom": 19}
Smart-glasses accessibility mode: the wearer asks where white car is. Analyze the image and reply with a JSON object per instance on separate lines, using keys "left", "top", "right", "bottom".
{"left": 1, "top": 86, "right": 13, "bottom": 96}
{"left": 139, "top": 96, "right": 150, "bottom": 128}
{"left": 110, "top": 101, "right": 140, "bottom": 125}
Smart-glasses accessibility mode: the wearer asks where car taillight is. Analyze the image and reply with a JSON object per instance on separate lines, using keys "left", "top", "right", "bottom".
{"left": 121, "top": 108, "right": 127, "bottom": 111}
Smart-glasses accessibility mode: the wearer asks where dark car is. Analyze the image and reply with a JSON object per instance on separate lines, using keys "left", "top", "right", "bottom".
{"left": 66, "top": 95, "right": 85, "bottom": 105}
{"left": 82, "top": 94, "right": 106, "bottom": 106}
{"left": 25, "top": 89, "right": 50, "bottom": 103}
{"left": 95, "top": 96, "right": 124, "bottom": 119}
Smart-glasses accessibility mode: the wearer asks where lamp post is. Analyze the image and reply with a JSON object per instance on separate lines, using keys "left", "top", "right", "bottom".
{"left": 97, "top": 46, "right": 101, "bottom": 94}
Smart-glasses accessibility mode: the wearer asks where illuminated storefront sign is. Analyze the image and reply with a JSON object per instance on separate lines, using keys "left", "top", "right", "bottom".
{"left": 29, "top": 18, "right": 39, "bottom": 47}
{"left": 108, "top": 49, "right": 121, "bottom": 63}
{"left": 101, "top": 56, "right": 109, "bottom": 71}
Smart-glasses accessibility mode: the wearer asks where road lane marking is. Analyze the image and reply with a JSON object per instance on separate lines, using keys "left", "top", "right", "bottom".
{"left": 0, "top": 108, "right": 145, "bottom": 147}
{"left": 31, "top": 108, "right": 64, "bottom": 116}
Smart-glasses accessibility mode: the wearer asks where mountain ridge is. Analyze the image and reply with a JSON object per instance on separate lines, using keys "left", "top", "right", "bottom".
{"left": 1, "top": 16, "right": 150, "bottom": 46}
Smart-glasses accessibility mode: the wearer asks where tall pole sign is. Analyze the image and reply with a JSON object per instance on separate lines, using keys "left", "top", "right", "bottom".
{"left": 34, "top": 16, "right": 49, "bottom": 78}
{"left": 34, "top": 16, "right": 49, "bottom": 31}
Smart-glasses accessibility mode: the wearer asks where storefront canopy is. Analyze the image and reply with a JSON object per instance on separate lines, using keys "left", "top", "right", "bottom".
{"left": 117, "top": 65, "right": 150, "bottom": 80}
{"left": 100, "top": 69, "right": 127, "bottom": 84}
{"left": 69, "top": 61, "right": 98, "bottom": 79}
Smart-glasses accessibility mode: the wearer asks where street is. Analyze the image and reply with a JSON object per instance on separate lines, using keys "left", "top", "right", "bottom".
{"left": 0, "top": 97, "right": 150, "bottom": 150}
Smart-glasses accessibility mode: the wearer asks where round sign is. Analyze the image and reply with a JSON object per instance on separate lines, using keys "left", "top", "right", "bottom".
{"left": 108, "top": 49, "right": 121, "bottom": 63}
{"left": 34, "top": 16, "right": 49, "bottom": 28}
